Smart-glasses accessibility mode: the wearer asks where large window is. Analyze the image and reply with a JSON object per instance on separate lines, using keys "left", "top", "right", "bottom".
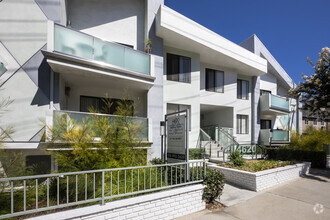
{"left": 237, "top": 79, "right": 249, "bottom": 100}
{"left": 304, "top": 119, "right": 309, "bottom": 125}
{"left": 80, "top": 96, "right": 134, "bottom": 116}
{"left": 261, "top": 119, "right": 272, "bottom": 129}
{"left": 237, "top": 115, "right": 249, "bottom": 134}
{"left": 206, "top": 68, "right": 224, "bottom": 93}
{"left": 167, "top": 53, "right": 191, "bottom": 83}
{"left": 167, "top": 103, "right": 191, "bottom": 130}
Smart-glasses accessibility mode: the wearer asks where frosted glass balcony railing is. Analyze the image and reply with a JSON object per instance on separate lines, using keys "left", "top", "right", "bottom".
{"left": 272, "top": 130, "right": 289, "bottom": 141}
{"left": 53, "top": 110, "right": 149, "bottom": 141}
{"left": 53, "top": 24, "right": 150, "bottom": 75}
{"left": 0, "top": 59, "right": 7, "bottom": 76}
{"left": 270, "top": 94, "right": 289, "bottom": 111}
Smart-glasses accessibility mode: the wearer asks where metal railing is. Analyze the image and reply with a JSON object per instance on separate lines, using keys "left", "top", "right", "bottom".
{"left": 0, "top": 160, "right": 205, "bottom": 219}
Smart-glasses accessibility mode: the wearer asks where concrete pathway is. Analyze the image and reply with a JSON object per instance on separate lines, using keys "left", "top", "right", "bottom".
{"left": 177, "top": 169, "right": 330, "bottom": 220}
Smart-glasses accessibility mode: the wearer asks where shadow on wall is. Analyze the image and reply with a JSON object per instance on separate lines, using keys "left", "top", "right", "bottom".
{"left": 31, "top": 58, "right": 51, "bottom": 106}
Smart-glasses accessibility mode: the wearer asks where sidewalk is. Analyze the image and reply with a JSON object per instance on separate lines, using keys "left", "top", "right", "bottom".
{"left": 177, "top": 169, "right": 330, "bottom": 220}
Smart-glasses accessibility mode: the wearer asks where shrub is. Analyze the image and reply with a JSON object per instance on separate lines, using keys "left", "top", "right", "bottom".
{"left": 202, "top": 168, "right": 225, "bottom": 204}
{"left": 150, "top": 158, "right": 164, "bottom": 165}
{"left": 189, "top": 148, "right": 204, "bottom": 160}
{"left": 265, "top": 148, "right": 327, "bottom": 168}
{"left": 288, "top": 127, "right": 330, "bottom": 152}
{"left": 228, "top": 150, "right": 245, "bottom": 167}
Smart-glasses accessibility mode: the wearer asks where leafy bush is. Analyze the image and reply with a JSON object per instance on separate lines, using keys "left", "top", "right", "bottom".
{"left": 189, "top": 148, "right": 204, "bottom": 160}
{"left": 202, "top": 168, "right": 225, "bottom": 204}
{"left": 150, "top": 158, "right": 164, "bottom": 165}
{"left": 228, "top": 150, "right": 245, "bottom": 167}
{"left": 266, "top": 148, "right": 327, "bottom": 168}
{"left": 288, "top": 127, "right": 330, "bottom": 152}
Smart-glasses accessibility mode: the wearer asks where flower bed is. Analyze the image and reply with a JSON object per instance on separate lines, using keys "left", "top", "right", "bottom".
{"left": 208, "top": 161, "right": 311, "bottom": 192}
{"left": 218, "top": 160, "right": 295, "bottom": 172}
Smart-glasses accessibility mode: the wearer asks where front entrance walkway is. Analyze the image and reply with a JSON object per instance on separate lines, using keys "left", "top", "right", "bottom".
{"left": 177, "top": 169, "right": 330, "bottom": 220}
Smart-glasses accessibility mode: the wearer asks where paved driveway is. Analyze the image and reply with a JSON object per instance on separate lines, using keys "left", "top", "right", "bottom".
{"left": 179, "top": 169, "right": 330, "bottom": 220}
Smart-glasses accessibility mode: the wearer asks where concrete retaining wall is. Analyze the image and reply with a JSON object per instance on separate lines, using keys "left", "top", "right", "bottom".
{"left": 209, "top": 162, "right": 311, "bottom": 192}
{"left": 28, "top": 184, "right": 205, "bottom": 220}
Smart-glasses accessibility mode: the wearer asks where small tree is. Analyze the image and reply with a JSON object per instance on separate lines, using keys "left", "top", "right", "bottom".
{"left": 48, "top": 95, "right": 149, "bottom": 172}
{"left": 289, "top": 47, "right": 329, "bottom": 119}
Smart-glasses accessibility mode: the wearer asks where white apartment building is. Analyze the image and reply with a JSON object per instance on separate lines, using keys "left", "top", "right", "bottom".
{"left": 0, "top": 0, "right": 301, "bottom": 169}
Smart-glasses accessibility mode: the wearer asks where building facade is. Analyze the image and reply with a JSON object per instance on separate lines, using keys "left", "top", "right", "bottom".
{"left": 302, "top": 111, "right": 329, "bottom": 132}
{"left": 0, "top": 0, "right": 302, "bottom": 169}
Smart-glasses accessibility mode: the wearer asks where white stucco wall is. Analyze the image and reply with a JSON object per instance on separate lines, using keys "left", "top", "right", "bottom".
{"left": 260, "top": 73, "right": 277, "bottom": 95}
{"left": 67, "top": 0, "right": 145, "bottom": 51}
{"left": 163, "top": 47, "right": 200, "bottom": 148}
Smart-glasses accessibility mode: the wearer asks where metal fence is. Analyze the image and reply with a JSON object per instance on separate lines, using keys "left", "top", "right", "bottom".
{"left": 0, "top": 160, "right": 205, "bottom": 219}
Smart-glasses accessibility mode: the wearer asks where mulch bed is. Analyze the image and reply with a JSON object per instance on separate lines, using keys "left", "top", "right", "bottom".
{"left": 206, "top": 201, "right": 225, "bottom": 211}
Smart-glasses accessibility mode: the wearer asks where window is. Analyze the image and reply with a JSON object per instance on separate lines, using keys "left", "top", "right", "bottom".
{"left": 260, "top": 90, "right": 271, "bottom": 96}
{"left": 237, "top": 79, "right": 249, "bottom": 100}
{"left": 261, "top": 119, "right": 272, "bottom": 129}
{"left": 237, "top": 115, "right": 249, "bottom": 134}
{"left": 167, "top": 103, "right": 191, "bottom": 130}
{"left": 304, "top": 119, "right": 309, "bottom": 125}
{"left": 321, "top": 120, "right": 325, "bottom": 126}
{"left": 313, "top": 120, "right": 317, "bottom": 125}
{"left": 80, "top": 96, "right": 134, "bottom": 116}
{"left": 206, "top": 68, "right": 224, "bottom": 93}
{"left": 167, "top": 53, "right": 191, "bottom": 83}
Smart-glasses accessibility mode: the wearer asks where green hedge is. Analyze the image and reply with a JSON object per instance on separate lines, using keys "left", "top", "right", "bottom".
{"left": 265, "top": 148, "right": 327, "bottom": 168}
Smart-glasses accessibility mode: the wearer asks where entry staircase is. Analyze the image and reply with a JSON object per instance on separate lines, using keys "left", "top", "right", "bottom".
{"left": 198, "top": 125, "right": 238, "bottom": 163}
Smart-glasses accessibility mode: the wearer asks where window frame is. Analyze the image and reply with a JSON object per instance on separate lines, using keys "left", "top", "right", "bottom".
{"left": 313, "top": 119, "right": 317, "bottom": 125}
{"left": 321, "top": 120, "right": 325, "bottom": 126}
{"left": 166, "top": 53, "right": 191, "bottom": 83}
{"left": 237, "top": 114, "right": 249, "bottom": 134}
{"left": 237, "top": 79, "right": 249, "bottom": 100}
{"left": 304, "top": 119, "right": 309, "bottom": 125}
{"left": 205, "top": 68, "right": 224, "bottom": 93}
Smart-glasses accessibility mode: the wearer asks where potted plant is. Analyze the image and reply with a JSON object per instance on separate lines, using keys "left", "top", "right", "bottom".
{"left": 145, "top": 38, "right": 152, "bottom": 53}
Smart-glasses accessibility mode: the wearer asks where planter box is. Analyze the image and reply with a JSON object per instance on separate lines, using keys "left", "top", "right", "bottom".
{"left": 209, "top": 162, "right": 311, "bottom": 192}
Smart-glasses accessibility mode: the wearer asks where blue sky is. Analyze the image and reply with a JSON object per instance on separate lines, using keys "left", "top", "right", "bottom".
{"left": 165, "top": 0, "right": 330, "bottom": 84}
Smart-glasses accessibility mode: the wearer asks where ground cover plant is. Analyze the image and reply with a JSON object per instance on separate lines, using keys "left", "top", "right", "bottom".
{"left": 218, "top": 160, "right": 295, "bottom": 172}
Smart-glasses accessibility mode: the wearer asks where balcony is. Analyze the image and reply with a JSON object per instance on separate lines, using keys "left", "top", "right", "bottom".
{"left": 259, "top": 129, "right": 290, "bottom": 146}
{"left": 0, "top": 58, "right": 6, "bottom": 76}
{"left": 49, "top": 110, "right": 151, "bottom": 143}
{"left": 260, "top": 94, "right": 290, "bottom": 115}
{"left": 43, "top": 22, "right": 154, "bottom": 90}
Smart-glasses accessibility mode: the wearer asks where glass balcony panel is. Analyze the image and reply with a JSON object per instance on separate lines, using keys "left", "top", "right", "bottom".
{"left": 54, "top": 25, "right": 94, "bottom": 60}
{"left": 270, "top": 94, "right": 289, "bottom": 111}
{"left": 53, "top": 111, "right": 148, "bottom": 141}
{"left": 272, "top": 130, "right": 289, "bottom": 141}
{"left": 94, "top": 39, "right": 125, "bottom": 68}
{"left": 124, "top": 47, "right": 150, "bottom": 75}
{"left": 0, "top": 61, "right": 6, "bottom": 76}
{"left": 53, "top": 24, "right": 150, "bottom": 75}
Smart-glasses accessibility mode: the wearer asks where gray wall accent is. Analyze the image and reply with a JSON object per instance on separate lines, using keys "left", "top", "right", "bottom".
{"left": 251, "top": 76, "right": 260, "bottom": 144}
{"left": 35, "top": 0, "right": 61, "bottom": 23}
{"left": 22, "top": 45, "right": 52, "bottom": 100}
{"left": 0, "top": 0, "right": 48, "bottom": 65}
{"left": 0, "top": 41, "right": 20, "bottom": 87}
{"left": 240, "top": 34, "right": 255, "bottom": 53}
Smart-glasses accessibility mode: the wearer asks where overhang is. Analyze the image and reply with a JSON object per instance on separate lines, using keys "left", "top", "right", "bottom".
{"left": 42, "top": 51, "right": 155, "bottom": 91}
{"left": 156, "top": 5, "right": 267, "bottom": 76}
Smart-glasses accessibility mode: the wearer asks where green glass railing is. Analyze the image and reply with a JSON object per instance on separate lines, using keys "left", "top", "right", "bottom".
{"left": 53, "top": 110, "right": 149, "bottom": 141}
{"left": 272, "top": 130, "right": 289, "bottom": 141}
{"left": 0, "top": 58, "right": 7, "bottom": 76}
{"left": 270, "top": 94, "right": 289, "bottom": 111}
{"left": 53, "top": 24, "right": 150, "bottom": 75}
